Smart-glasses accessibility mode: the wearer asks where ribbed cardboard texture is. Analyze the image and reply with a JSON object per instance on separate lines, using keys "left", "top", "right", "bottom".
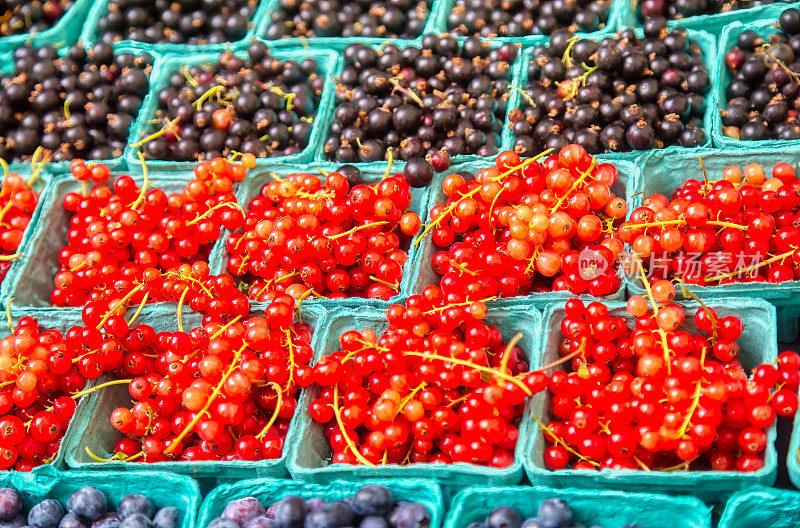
{"left": 287, "top": 302, "right": 541, "bottom": 489}
{"left": 404, "top": 156, "right": 638, "bottom": 308}
{"left": 197, "top": 478, "right": 444, "bottom": 528}
{"left": 0, "top": 0, "right": 93, "bottom": 52}
{"left": 628, "top": 147, "right": 800, "bottom": 341}
{"left": 718, "top": 487, "right": 800, "bottom": 527}
{"left": 124, "top": 44, "right": 340, "bottom": 173}
{"left": 61, "top": 304, "right": 326, "bottom": 486}
{"left": 445, "top": 485, "right": 712, "bottom": 528}
{"left": 786, "top": 400, "right": 800, "bottom": 488}
{"left": 523, "top": 298, "right": 779, "bottom": 501}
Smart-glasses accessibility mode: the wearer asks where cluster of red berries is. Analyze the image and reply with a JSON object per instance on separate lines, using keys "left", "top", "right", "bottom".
{"left": 107, "top": 297, "right": 313, "bottom": 462}
{"left": 307, "top": 286, "right": 547, "bottom": 467}
{"left": 427, "top": 145, "right": 627, "bottom": 300}
{"left": 621, "top": 162, "right": 800, "bottom": 285}
{"left": 0, "top": 171, "right": 40, "bottom": 283}
{"left": 541, "top": 292, "right": 798, "bottom": 473}
{"left": 51, "top": 157, "right": 247, "bottom": 307}
{"left": 0, "top": 317, "right": 93, "bottom": 470}
{"left": 225, "top": 168, "right": 421, "bottom": 302}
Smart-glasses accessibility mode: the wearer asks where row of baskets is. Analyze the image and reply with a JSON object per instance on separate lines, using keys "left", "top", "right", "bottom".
{"left": 4, "top": 468, "right": 800, "bottom": 528}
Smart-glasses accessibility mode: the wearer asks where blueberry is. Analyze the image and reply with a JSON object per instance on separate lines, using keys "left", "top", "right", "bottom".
{"left": 520, "top": 519, "right": 540, "bottom": 528}
{"left": 118, "top": 515, "right": 152, "bottom": 528}
{"left": 359, "top": 518, "right": 387, "bottom": 528}
{"left": 245, "top": 517, "right": 278, "bottom": 528}
{"left": 536, "top": 500, "right": 571, "bottom": 528}
{"left": 303, "top": 503, "right": 352, "bottom": 528}
{"left": 207, "top": 518, "right": 238, "bottom": 528}
{"left": 486, "top": 507, "right": 521, "bottom": 528}
{"left": 0, "top": 490, "right": 22, "bottom": 522}
{"left": 59, "top": 514, "right": 87, "bottom": 528}
{"left": 117, "top": 496, "right": 154, "bottom": 521}
{"left": 68, "top": 488, "right": 107, "bottom": 523}
{"left": 351, "top": 487, "right": 392, "bottom": 517}
{"left": 387, "top": 503, "right": 429, "bottom": 528}
{"left": 0, "top": 515, "right": 26, "bottom": 528}
{"left": 28, "top": 500, "right": 64, "bottom": 528}
{"left": 223, "top": 499, "right": 265, "bottom": 528}
{"left": 273, "top": 497, "right": 306, "bottom": 528}
{"left": 91, "top": 515, "right": 120, "bottom": 528}
{"left": 152, "top": 509, "right": 179, "bottom": 528}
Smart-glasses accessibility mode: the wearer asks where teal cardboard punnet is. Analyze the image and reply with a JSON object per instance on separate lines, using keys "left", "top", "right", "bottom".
{"left": 718, "top": 488, "right": 800, "bottom": 528}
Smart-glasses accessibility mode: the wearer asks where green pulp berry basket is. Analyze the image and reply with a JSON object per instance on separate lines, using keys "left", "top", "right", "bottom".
{"left": 627, "top": 147, "right": 800, "bottom": 342}
{"left": 286, "top": 302, "right": 541, "bottom": 490}
{"left": 712, "top": 16, "right": 800, "bottom": 149}
{"left": 718, "top": 487, "right": 800, "bottom": 527}
{"left": 124, "top": 44, "right": 341, "bottom": 173}
{"left": 785, "top": 399, "right": 800, "bottom": 488}
{"left": 506, "top": 28, "right": 718, "bottom": 162}
{"left": 0, "top": 0, "right": 93, "bottom": 53}
{"left": 206, "top": 162, "right": 433, "bottom": 310}
{"left": 404, "top": 155, "right": 638, "bottom": 309}
{"left": 0, "top": 469, "right": 200, "bottom": 528}
{"left": 197, "top": 478, "right": 444, "bottom": 528}
{"left": 523, "top": 297, "right": 779, "bottom": 502}
{"left": 445, "top": 485, "right": 711, "bottom": 528}
{"left": 78, "top": 0, "right": 273, "bottom": 54}
{"left": 61, "top": 303, "right": 326, "bottom": 487}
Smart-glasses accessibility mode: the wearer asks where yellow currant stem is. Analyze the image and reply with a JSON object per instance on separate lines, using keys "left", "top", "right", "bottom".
{"left": 705, "top": 249, "right": 796, "bottom": 283}
{"left": 369, "top": 276, "right": 399, "bottom": 289}
{"left": 332, "top": 383, "right": 376, "bottom": 466}
{"left": 633, "top": 455, "right": 652, "bottom": 471}
{"left": 209, "top": 315, "right": 243, "bottom": 340}
{"left": 182, "top": 68, "right": 199, "bottom": 87}
{"left": 130, "top": 153, "right": 150, "bottom": 209}
{"left": 328, "top": 221, "right": 389, "bottom": 240}
{"left": 561, "top": 35, "right": 578, "bottom": 67}
{"left": 487, "top": 187, "right": 506, "bottom": 231}
{"left": 549, "top": 158, "right": 598, "bottom": 214}
{"left": 508, "top": 84, "right": 535, "bottom": 107}
{"left": 193, "top": 85, "right": 225, "bottom": 110}
{"left": 85, "top": 447, "right": 144, "bottom": 463}
{"left": 129, "top": 118, "right": 182, "bottom": 148}
{"left": 96, "top": 283, "right": 145, "bottom": 329}
{"left": 535, "top": 338, "right": 586, "bottom": 372}
{"left": 626, "top": 218, "right": 747, "bottom": 231}
{"left": 165, "top": 343, "right": 248, "bottom": 454}
{"left": 530, "top": 414, "right": 600, "bottom": 467}
{"left": 283, "top": 329, "right": 296, "bottom": 390}
{"left": 662, "top": 458, "right": 696, "bottom": 471}
{"left": 698, "top": 156, "right": 709, "bottom": 189}
{"left": 254, "top": 272, "right": 299, "bottom": 301}
{"left": 5, "top": 297, "right": 13, "bottom": 333}
{"left": 165, "top": 271, "right": 214, "bottom": 298}
{"left": 177, "top": 286, "right": 190, "bottom": 333}
{"left": 393, "top": 382, "right": 427, "bottom": 419}
{"left": 0, "top": 253, "right": 20, "bottom": 261}
{"left": 0, "top": 158, "right": 8, "bottom": 179}
{"left": 71, "top": 379, "right": 133, "bottom": 399}
{"left": 315, "top": 168, "right": 330, "bottom": 177}
{"left": 421, "top": 297, "right": 497, "bottom": 315}
{"left": 632, "top": 256, "right": 672, "bottom": 374}
{"left": 383, "top": 147, "right": 394, "bottom": 178}
{"left": 127, "top": 292, "right": 149, "bottom": 326}
{"left": 451, "top": 261, "right": 477, "bottom": 276}
{"left": 186, "top": 201, "right": 243, "bottom": 226}
{"left": 402, "top": 351, "right": 532, "bottom": 395}
{"left": 0, "top": 200, "right": 16, "bottom": 225}
{"left": 678, "top": 280, "right": 718, "bottom": 341}
{"left": 255, "top": 382, "right": 284, "bottom": 440}
{"left": 499, "top": 332, "right": 524, "bottom": 374}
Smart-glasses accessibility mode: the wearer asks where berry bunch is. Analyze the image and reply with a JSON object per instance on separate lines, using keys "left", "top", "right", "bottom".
{"left": 638, "top": 0, "right": 783, "bottom": 22}
{"left": 95, "top": 0, "right": 257, "bottom": 45}
{"left": 262, "top": 0, "right": 431, "bottom": 39}
{"left": 472, "top": 501, "right": 614, "bottom": 528}
{"left": 541, "top": 294, "right": 798, "bottom": 472}
{"left": 307, "top": 288, "right": 548, "bottom": 467}
{"left": 425, "top": 146, "right": 626, "bottom": 299}
{"left": 1, "top": 43, "right": 152, "bottom": 162}
{"left": 139, "top": 43, "right": 323, "bottom": 162}
{"left": 50, "top": 157, "right": 246, "bottom": 308}
{"left": 206, "top": 484, "right": 430, "bottom": 528}
{"left": 106, "top": 297, "right": 313, "bottom": 463}
{"left": 447, "top": 0, "right": 610, "bottom": 37}
{"left": 0, "top": 0, "right": 73, "bottom": 37}
{"left": 0, "top": 169, "right": 42, "bottom": 283}
{"left": 721, "top": 8, "right": 800, "bottom": 141}
{"left": 324, "top": 36, "right": 519, "bottom": 180}
{"left": 510, "top": 22, "right": 710, "bottom": 155}
{"left": 620, "top": 161, "right": 800, "bottom": 286}
{"left": 0, "top": 486, "right": 182, "bottom": 528}
{"left": 225, "top": 165, "right": 421, "bottom": 302}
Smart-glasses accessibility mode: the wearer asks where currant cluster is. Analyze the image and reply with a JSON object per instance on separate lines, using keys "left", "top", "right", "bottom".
{"left": 95, "top": 0, "right": 257, "bottom": 45}
{"left": 324, "top": 36, "right": 519, "bottom": 181}
{"left": 225, "top": 165, "right": 421, "bottom": 302}
{"left": 473, "top": 502, "right": 593, "bottom": 528}
{"left": 107, "top": 297, "right": 313, "bottom": 463}
{"left": 307, "top": 287, "right": 548, "bottom": 467}
{"left": 1, "top": 43, "right": 152, "bottom": 162}
{"left": 0, "top": 486, "right": 182, "bottom": 528}
{"left": 207, "top": 484, "right": 430, "bottom": 528}
{"left": 447, "top": 0, "right": 610, "bottom": 37}
{"left": 140, "top": 43, "right": 323, "bottom": 162}
{"left": 721, "top": 8, "right": 800, "bottom": 141}
{"left": 620, "top": 161, "right": 800, "bottom": 286}
{"left": 0, "top": 170, "right": 41, "bottom": 284}
{"left": 542, "top": 296, "right": 799, "bottom": 472}
{"left": 0, "top": 0, "right": 73, "bottom": 36}
{"left": 50, "top": 157, "right": 246, "bottom": 308}
{"left": 638, "top": 0, "right": 785, "bottom": 21}
{"left": 426, "top": 145, "right": 626, "bottom": 299}
{"left": 262, "top": 0, "right": 431, "bottom": 39}
{"left": 511, "top": 22, "right": 710, "bottom": 155}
